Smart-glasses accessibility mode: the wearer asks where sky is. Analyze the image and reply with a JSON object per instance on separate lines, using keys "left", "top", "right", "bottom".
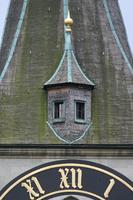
{"left": 0, "top": 0, "right": 133, "bottom": 53}
{"left": 0, "top": 0, "right": 10, "bottom": 47}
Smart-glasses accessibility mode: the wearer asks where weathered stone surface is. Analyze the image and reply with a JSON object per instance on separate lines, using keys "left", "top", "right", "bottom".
{"left": 0, "top": 0, "right": 133, "bottom": 144}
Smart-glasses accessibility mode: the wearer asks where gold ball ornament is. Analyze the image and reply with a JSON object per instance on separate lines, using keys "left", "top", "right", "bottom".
{"left": 64, "top": 17, "right": 73, "bottom": 27}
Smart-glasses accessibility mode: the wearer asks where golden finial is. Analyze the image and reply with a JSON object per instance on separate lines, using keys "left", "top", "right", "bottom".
{"left": 64, "top": 10, "right": 73, "bottom": 32}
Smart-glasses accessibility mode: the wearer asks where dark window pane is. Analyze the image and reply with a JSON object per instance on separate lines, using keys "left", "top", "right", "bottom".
{"left": 54, "top": 101, "right": 64, "bottom": 119}
{"left": 76, "top": 102, "right": 85, "bottom": 120}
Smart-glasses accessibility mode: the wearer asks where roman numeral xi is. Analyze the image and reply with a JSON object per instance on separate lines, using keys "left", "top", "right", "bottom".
{"left": 21, "top": 176, "right": 45, "bottom": 200}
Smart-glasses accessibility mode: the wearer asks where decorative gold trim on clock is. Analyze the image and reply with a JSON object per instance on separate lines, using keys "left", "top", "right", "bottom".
{"left": 37, "top": 189, "right": 105, "bottom": 200}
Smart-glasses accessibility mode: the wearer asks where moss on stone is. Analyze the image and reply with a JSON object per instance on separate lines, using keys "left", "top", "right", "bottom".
{"left": 0, "top": 0, "right": 133, "bottom": 144}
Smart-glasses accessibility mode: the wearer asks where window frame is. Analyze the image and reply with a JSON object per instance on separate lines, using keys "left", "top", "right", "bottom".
{"left": 53, "top": 100, "right": 65, "bottom": 123}
{"left": 74, "top": 100, "right": 86, "bottom": 123}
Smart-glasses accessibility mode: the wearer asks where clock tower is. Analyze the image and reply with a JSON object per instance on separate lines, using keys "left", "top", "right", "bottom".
{"left": 0, "top": 0, "right": 132, "bottom": 199}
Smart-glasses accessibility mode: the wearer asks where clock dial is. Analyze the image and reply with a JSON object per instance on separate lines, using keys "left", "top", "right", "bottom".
{"left": 0, "top": 160, "right": 132, "bottom": 200}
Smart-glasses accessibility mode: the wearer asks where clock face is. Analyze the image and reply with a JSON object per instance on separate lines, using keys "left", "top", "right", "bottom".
{"left": 0, "top": 160, "right": 132, "bottom": 200}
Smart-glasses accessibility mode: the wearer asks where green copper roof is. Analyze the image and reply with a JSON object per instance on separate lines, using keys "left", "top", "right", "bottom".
{"left": 44, "top": 7, "right": 94, "bottom": 87}
{"left": 44, "top": 45, "right": 95, "bottom": 87}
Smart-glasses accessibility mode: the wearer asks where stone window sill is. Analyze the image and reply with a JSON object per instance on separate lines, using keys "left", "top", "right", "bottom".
{"left": 75, "top": 119, "right": 86, "bottom": 124}
{"left": 53, "top": 118, "right": 65, "bottom": 124}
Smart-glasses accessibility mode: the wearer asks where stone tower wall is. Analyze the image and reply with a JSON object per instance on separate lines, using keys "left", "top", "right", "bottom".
{"left": 0, "top": 0, "right": 132, "bottom": 144}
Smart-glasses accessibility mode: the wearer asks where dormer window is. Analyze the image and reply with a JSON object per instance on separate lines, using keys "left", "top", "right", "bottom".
{"left": 75, "top": 101, "right": 86, "bottom": 123}
{"left": 44, "top": 10, "right": 94, "bottom": 143}
{"left": 53, "top": 100, "right": 65, "bottom": 122}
